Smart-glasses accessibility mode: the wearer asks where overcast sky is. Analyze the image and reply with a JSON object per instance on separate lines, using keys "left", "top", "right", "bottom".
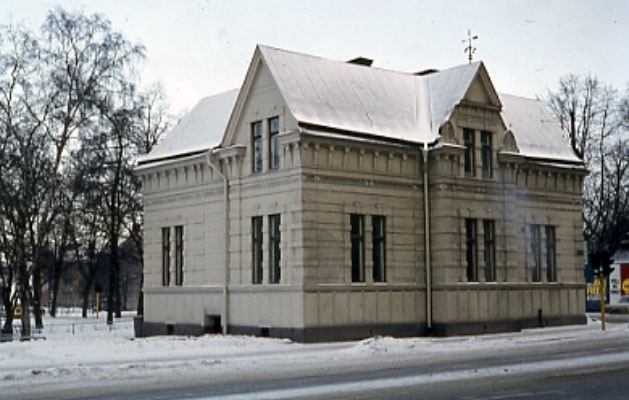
{"left": 3, "top": 0, "right": 629, "bottom": 114}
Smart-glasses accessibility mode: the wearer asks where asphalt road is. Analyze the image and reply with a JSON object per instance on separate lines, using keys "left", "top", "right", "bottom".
{"left": 71, "top": 333, "right": 629, "bottom": 400}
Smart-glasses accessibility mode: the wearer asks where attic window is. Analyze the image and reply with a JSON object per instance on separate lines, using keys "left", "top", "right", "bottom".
{"left": 347, "top": 57, "right": 373, "bottom": 67}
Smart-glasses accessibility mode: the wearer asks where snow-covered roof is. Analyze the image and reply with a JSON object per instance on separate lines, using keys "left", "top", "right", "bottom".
{"left": 426, "top": 61, "right": 488, "bottom": 134}
{"left": 139, "top": 46, "right": 580, "bottom": 167}
{"left": 259, "top": 45, "right": 485, "bottom": 144}
{"left": 138, "top": 89, "right": 239, "bottom": 165}
{"left": 499, "top": 93, "right": 580, "bottom": 163}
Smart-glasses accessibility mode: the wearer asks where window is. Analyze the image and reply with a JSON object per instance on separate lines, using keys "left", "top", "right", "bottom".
{"left": 174, "top": 226, "right": 184, "bottom": 286}
{"left": 530, "top": 225, "right": 542, "bottom": 282}
{"left": 269, "top": 214, "right": 281, "bottom": 284}
{"left": 350, "top": 214, "right": 365, "bottom": 283}
{"left": 252, "top": 217, "right": 263, "bottom": 284}
{"left": 483, "top": 220, "right": 495, "bottom": 282}
{"left": 252, "top": 121, "right": 263, "bottom": 173}
{"left": 463, "top": 128, "right": 475, "bottom": 176}
{"left": 481, "top": 131, "right": 493, "bottom": 179}
{"left": 162, "top": 227, "right": 170, "bottom": 286}
{"left": 269, "top": 117, "right": 280, "bottom": 170}
{"left": 546, "top": 226, "right": 557, "bottom": 282}
{"left": 465, "top": 219, "right": 478, "bottom": 282}
{"left": 372, "top": 216, "right": 386, "bottom": 282}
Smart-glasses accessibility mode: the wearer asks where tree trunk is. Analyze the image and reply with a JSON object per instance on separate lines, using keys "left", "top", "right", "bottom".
{"left": 50, "top": 262, "right": 63, "bottom": 318}
{"left": 81, "top": 280, "right": 91, "bottom": 319}
{"left": 107, "top": 237, "right": 121, "bottom": 323}
{"left": 136, "top": 268, "right": 144, "bottom": 315}
{"left": 1, "top": 290, "right": 14, "bottom": 337}
{"left": 18, "top": 266, "right": 32, "bottom": 339}
{"left": 32, "top": 265, "right": 43, "bottom": 329}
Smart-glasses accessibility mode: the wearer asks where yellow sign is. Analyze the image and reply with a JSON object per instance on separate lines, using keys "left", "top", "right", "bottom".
{"left": 622, "top": 279, "right": 629, "bottom": 294}
{"left": 587, "top": 285, "right": 600, "bottom": 295}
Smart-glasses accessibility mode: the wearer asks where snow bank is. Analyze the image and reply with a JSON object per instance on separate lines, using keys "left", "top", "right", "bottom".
{"left": 0, "top": 313, "right": 626, "bottom": 398}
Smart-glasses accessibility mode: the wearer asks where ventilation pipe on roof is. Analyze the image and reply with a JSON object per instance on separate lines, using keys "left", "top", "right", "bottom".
{"left": 422, "top": 142, "right": 432, "bottom": 331}
{"left": 206, "top": 150, "right": 229, "bottom": 335}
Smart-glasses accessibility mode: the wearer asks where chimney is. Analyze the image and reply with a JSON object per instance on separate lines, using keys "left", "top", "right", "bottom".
{"left": 347, "top": 57, "right": 373, "bottom": 67}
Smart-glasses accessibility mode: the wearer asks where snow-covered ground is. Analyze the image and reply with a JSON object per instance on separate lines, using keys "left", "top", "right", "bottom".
{"left": 0, "top": 311, "right": 627, "bottom": 399}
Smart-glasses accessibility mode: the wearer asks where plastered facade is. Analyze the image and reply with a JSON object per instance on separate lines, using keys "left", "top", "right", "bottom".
{"left": 137, "top": 49, "right": 587, "bottom": 341}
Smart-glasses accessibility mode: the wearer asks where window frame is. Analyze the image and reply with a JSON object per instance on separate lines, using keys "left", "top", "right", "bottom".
{"left": 465, "top": 219, "right": 478, "bottom": 282}
{"left": 268, "top": 117, "right": 280, "bottom": 170}
{"left": 252, "top": 121, "right": 263, "bottom": 173}
{"left": 463, "top": 128, "right": 475, "bottom": 177}
{"left": 269, "top": 214, "right": 281, "bottom": 284}
{"left": 545, "top": 226, "right": 557, "bottom": 282}
{"left": 530, "top": 224, "right": 542, "bottom": 282}
{"left": 481, "top": 131, "right": 493, "bottom": 179}
{"left": 161, "top": 227, "right": 171, "bottom": 287}
{"left": 350, "top": 214, "right": 365, "bottom": 283}
{"left": 252, "top": 216, "right": 263, "bottom": 284}
{"left": 174, "top": 226, "right": 184, "bottom": 286}
{"left": 483, "top": 219, "right": 495, "bottom": 282}
{"left": 372, "top": 216, "right": 386, "bottom": 283}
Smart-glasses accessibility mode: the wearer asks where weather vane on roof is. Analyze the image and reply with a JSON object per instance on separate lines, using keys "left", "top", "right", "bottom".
{"left": 462, "top": 29, "right": 478, "bottom": 64}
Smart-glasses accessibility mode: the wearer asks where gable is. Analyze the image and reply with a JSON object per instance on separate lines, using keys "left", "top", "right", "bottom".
{"left": 464, "top": 74, "right": 496, "bottom": 106}
{"left": 221, "top": 49, "right": 297, "bottom": 148}
{"left": 461, "top": 63, "right": 501, "bottom": 110}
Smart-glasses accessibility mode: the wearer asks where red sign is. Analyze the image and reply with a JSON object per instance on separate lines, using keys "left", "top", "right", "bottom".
{"left": 621, "top": 264, "right": 629, "bottom": 296}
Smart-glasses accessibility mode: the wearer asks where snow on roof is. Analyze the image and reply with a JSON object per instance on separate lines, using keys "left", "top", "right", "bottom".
{"left": 499, "top": 93, "right": 581, "bottom": 163}
{"left": 138, "top": 47, "right": 580, "bottom": 167}
{"left": 259, "top": 46, "right": 506, "bottom": 146}
{"left": 139, "top": 89, "right": 239, "bottom": 165}
{"left": 260, "top": 45, "right": 438, "bottom": 144}
{"left": 426, "top": 61, "right": 483, "bottom": 134}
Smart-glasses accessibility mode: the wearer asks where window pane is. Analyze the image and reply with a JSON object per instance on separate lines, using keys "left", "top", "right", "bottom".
{"left": 269, "top": 214, "right": 281, "bottom": 284}
{"left": 481, "top": 131, "right": 492, "bottom": 179}
{"left": 252, "top": 217, "right": 263, "bottom": 284}
{"left": 175, "top": 226, "right": 184, "bottom": 286}
{"left": 252, "top": 121, "right": 262, "bottom": 173}
{"left": 269, "top": 116, "right": 279, "bottom": 133}
{"left": 483, "top": 220, "right": 495, "bottom": 282}
{"left": 269, "top": 117, "right": 280, "bottom": 169}
{"left": 162, "top": 227, "right": 170, "bottom": 286}
{"left": 546, "top": 226, "right": 557, "bottom": 282}
{"left": 372, "top": 216, "right": 386, "bottom": 282}
{"left": 466, "top": 219, "right": 477, "bottom": 281}
{"left": 463, "top": 129, "right": 475, "bottom": 176}
{"left": 530, "top": 225, "right": 541, "bottom": 282}
{"left": 350, "top": 214, "right": 365, "bottom": 283}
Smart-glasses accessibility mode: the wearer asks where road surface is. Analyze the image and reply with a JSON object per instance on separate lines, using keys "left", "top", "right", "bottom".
{"left": 61, "top": 331, "right": 629, "bottom": 399}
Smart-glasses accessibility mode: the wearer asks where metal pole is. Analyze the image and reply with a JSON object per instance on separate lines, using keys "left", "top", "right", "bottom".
{"left": 600, "top": 276, "right": 606, "bottom": 331}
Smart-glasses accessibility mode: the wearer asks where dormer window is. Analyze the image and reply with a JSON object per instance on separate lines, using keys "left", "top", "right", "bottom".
{"left": 269, "top": 117, "right": 280, "bottom": 169}
{"left": 463, "top": 128, "right": 493, "bottom": 180}
{"left": 252, "top": 121, "right": 263, "bottom": 173}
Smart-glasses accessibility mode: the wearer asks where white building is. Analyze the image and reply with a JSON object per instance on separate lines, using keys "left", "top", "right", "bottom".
{"left": 135, "top": 46, "right": 587, "bottom": 342}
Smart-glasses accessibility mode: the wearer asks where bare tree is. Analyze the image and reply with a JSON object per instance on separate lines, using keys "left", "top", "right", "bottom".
{"left": 0, "top": 8, "right": 145, "bottom": 338}
{"left": 547, "top": 75, "right": 629, "bottom": 257}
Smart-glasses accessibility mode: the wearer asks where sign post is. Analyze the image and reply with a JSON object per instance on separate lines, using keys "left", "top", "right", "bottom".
{"left": 599, "top": 276, "right": 606, "bottom": 331}
{"left": 95, "top": 283, "right": 103, "bottom": 318}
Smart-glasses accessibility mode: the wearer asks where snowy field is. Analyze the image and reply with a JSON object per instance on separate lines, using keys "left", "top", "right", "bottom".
{"left": 0, "top": 311, "right": 627, "bottom": 399}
